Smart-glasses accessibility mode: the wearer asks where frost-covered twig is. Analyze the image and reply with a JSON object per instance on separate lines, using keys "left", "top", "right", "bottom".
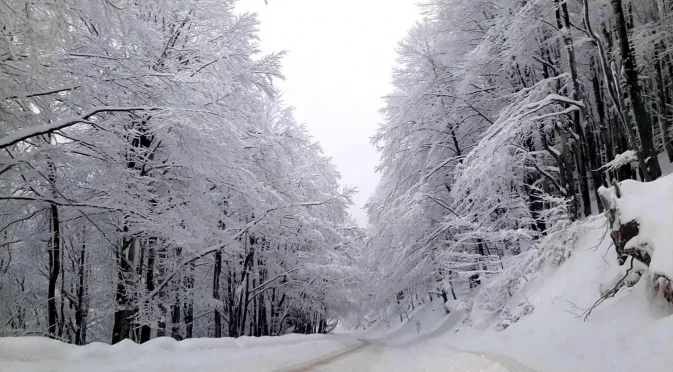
{"left": 580, "top": 257, "right": 635, "bottom": 321}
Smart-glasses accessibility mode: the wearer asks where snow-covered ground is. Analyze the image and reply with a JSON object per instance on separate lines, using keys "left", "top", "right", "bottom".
{"left": 444, "top": 218, "right": 673, "bottom": 372}
{"left": 0, "top": 334, "right": 360, "bottom": 372}
{"left": 0, "top": 301, "right": 531, "bottom": 372}
{"left": 394, "top": 214, "right": 673, "bottom": 372}
{"left": 0, "top": 328, "right": 527, "bottom": 372}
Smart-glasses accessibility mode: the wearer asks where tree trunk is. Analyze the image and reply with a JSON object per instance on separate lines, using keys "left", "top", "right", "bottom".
{"left": 559, "top": 125, "right": 579, "bottom": 221}
{"left": 557, "top": 0, "right": 592, "bottom": 217}
{"left": 170, "top": 248, "right": 182, "bottom": 340}
{"left": 47, "top": 157, "right": 61, "bottom": 338}
{"left": 239, "top": 272, "right": 250, "bottom": 337}
{"left": 213, "top": 249, "right": 222, "bottom": 338}
{"left": 75, "top": 226, "right": 88, "bottom": 345}
{"left": 113, "top": 117, "right": 155, "bottom": 343}
{"left": 184, "top": 261, "right": 194, "bottom": 339}
{"left": 611, "top": 0, "right": 662, "bottom": 180}
{"left": 655, "top": 40, "right": 673, "bottom": 161}
{"left": 591, "top": 56, "right": 614, "bottom": 184}
{"left": 140, "top": 243, "right": 155, "bottom": 343}
{"left": 112, "top": 238, "right": 137, "bottom": 344}
{"left": 170, "top": 293, "right": 181, "bottom": 340}
{"left": 156, "top": 246, "right": 167, "bottom": 338}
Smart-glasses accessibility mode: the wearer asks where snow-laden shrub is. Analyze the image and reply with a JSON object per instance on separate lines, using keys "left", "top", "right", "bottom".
{"left": 494, "top": 301, "right": 534, "bottom": 331}
{"left": 464, "top": 217, "right": 597, "bottom": 329}
{"left": 598, "top": 174, "right": 673, "bottom": 304}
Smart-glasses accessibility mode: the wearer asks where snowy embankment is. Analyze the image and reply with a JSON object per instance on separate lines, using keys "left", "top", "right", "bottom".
{"left": 0, "top": 334, "right": 359, "bottom": 372}
{"left": 355, "top": 172, "right": 673, "bottom": 371}
{"left": 442, "top": 215, "right": 673, "bottom": 371}
{"left": 598, "top": 173, "right": 673, "bottom": 290}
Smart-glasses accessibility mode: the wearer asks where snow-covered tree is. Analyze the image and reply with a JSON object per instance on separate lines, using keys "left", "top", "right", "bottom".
{"left": 0, "top": 0, "right": 361, "bottom": 344}
{"left": 365, "top": 0, "right": 673, "bottom": 326}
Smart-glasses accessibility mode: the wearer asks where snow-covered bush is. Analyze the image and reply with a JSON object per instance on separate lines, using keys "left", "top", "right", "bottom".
{"left": 464, "top": 217, "right": 596, "bottom": 329}
{"left": 599, "top": 175, "right": 673, "bottom": 304}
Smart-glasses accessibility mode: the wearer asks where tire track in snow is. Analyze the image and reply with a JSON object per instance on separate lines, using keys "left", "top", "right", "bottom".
{"left": 282, "top": 342, "right": 385, "bottom": 371}
{"left": 272, "top": 337, "right": 541, "bottom": 372}
{"left": 273, "top": 340, "right": 375, "bottom": 372}
{"left": 447, "top": 347, "right": 541, "bottom": 372}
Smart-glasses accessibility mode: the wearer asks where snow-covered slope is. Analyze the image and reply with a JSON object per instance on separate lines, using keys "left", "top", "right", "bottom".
{"left": 440, "top": 216, "right": 673, "bottom": 372}
{"left": 359, "top": 299, "right": 463, "bottom": 344}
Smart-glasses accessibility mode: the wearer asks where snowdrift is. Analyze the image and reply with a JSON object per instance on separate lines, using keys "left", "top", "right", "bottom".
{"left": 599, "top": 174, "right": 673, "bottom": 301}
{"left": 446, "top": 216, "right": 673, "bottom": 372}
{"left": 0, "top": 334, "right": 359, "bottom": 372}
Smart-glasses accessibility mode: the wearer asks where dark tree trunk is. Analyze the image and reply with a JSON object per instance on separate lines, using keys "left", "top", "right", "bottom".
{"left": 170, "top": 248, "right": 182, "bottom": 340}
{"left": 47, "top": 159, "right": 61, "bottom": 338}
{"left": 74, "top": 230, "right": 88, "bottom": 345}
{"left": 655, "top": 41, "right": 673, "bottom": 161}
{"left": 184, "top": 262, "right": 195, "bottom": 339}
{"left": 239, "top": 272, "right": 250, "bottom": 336}
{"left": 591, "top": 56, "right": 614, "bottom": 184}
{"left": 113, "top": 117, "right": 155, "bottom": 343}
{"left": 227, "top": 267, "right": 236, "bottom": 337}
{"left": 611, "top": 0, "right": 662, "bottom": 180}
{"left": 171, "top": 294, "right": 181, "bottom": 340}
{"left": 559, "top": 126, "right": 579, "bottom": 221}
{"left": 585, "top": 119, "right": 605, "bottom": 212}
{"left": 157, "top": 246, "right": 167, "bottom": 338}
{"left": 140, "top": 244, "right": 155, "bottom": 343}
{"left": 557, "top": 0, "right": 592, "bottom": 217}
{"left": 213, "top": 249, "right": 222, "bottom": 338}
{"left": 112, "top": 239, "right": 135, "bottom": 344}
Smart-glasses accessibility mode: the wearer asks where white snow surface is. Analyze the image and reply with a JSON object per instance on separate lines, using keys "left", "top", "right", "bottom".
{"left": 600, "top": 173, "right": 673, "bottom": 279}
{"left": 443, "top": 217, "right": 673, "bottom": 372}
{"left": 0, "top": 334, "right": 359, "bottom": 372}
{"left": 0, "top": 301, "right": 527, "bottom": 372}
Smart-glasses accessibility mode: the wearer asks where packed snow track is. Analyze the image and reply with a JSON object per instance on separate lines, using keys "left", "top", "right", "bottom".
{"left": 276, "top": 339, "right": 538, "bottom": 372}
{"left": 0, "top": 334, "right": 539, "bottom": 372}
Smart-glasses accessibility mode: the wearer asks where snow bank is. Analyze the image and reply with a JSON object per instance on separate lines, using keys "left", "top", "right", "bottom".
{"left": 601, "top": 174, "right": 673, "bottom": 279}
{"left": 442, "top": 216, "right": 673, "bottom": 372}
{"left": 0, "top": 334, "right": 360, "bottom": 372}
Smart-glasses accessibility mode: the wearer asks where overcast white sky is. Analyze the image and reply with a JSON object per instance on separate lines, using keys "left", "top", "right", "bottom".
{"left": 236, "top": 0, "right": 421, "bottom": 226}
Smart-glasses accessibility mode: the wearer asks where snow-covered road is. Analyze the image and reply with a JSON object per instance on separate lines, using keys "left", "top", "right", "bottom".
{"left": 0, "top": 333, "right": 540, "bottom": 372}
{"left": 277, "top": 341, "right": 385, "bottom": 372}
{"left": 276, "top": 339, "right": 537, "bottom": 372}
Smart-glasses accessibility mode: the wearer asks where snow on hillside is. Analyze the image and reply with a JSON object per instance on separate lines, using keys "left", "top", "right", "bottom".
{"left": 438, "top": 216, "right": 673, "bottom": 372}
{"left": 359, "top": 299, "right": 455, "bottom": 344}
{"left": 354, "top": 204, "right": 673, "bottom": 371}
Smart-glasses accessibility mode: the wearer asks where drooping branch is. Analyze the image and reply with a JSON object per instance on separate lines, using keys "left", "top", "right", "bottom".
{"left": 0, "top": 107, "right": 162, "bottom": 149}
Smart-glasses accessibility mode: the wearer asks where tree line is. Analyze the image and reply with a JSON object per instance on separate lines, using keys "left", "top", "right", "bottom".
{"left": 0, "top": 0, "right": 364, "bottom": 344}
{"left": 365, "top": 0, "right": 673, "bottom": 314}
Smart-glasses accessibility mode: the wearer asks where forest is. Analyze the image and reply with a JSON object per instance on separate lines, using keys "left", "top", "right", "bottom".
{"left": 2, "top": 0, "right": 673, "bottom": 349}
{"left": 0, "top": 0, "right": 365, "bottom": 344}
{"left": 364, "top": 0, "right": 673, "bottom": 324}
